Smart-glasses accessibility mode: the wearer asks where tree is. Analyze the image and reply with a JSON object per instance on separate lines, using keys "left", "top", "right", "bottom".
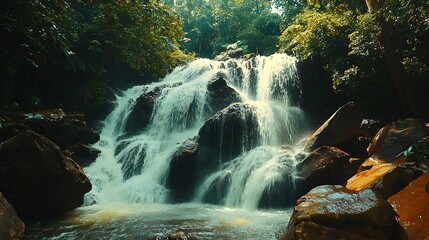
{"left": 278, "top": 0, "right": 429, "bottom": 119}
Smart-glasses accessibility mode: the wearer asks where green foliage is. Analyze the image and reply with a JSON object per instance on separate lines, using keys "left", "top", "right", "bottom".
{"left": 279, "top": 6, "right": 354, "bottom": 60}
{"left": 404, "top": 137, "right": 429, "bottom": 167}
{"left": 165, "top": 0, "right": 278, "bottom": 57}
{"left": 277, "top": 0, "right": 429, "bottom": 119}
{"left": 0, "top": 0, "right": 192, "bottom": 117}
{"left": 238, "top": 14, "right": 280, "bottom": 55}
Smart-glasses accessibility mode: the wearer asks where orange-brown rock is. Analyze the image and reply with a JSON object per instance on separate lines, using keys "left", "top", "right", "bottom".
{"left": 296, "top": 146, "right": 362, "bottom": 196}
{"left": 389, "top": 172, "right": 429, "bottom": 240}
{"left": 370, "top": 161, "right": 427, "bottom": 198}
{"left": 0, "top": 192, "right": 25, "bottom": 240}
{"left": 367, "top": 118, "right": 426, "bottom": 160}
{"left": 347, "top": 118, "right": 426, "bottom": 192}
{"left": 304, "top": 102, "right": 363, "bottom": 152}
{"left": 280, "top": 185, "right": 404, "bottom": 240}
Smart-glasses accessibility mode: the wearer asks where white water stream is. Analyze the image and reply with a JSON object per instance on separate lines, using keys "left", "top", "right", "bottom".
{"left": 25, "top": 54, "right": 309, "bottom": 239}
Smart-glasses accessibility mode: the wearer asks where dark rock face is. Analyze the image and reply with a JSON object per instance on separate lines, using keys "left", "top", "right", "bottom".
{"left": 24, "top": 116, "right": 99, "bottom": 149}
{"left": 197, "top": 103, "right": 260, "bottom": 175}
{"left": 281, "top": 185, "right": 404, "bottom": 240}
{"left": 166, "top": 140, "right": 199, "bottom": 203}
{"left": 347, "top": 118, "right": 427, "bottom": 192}
{"left": 360, "top": 119, "right": 387, "bottom": 138}
{"left": 0, "top": 130, "right": 91, "bottom": 219}
{"left": 205, "top": 74, "right": 241, "bottom": 116}
{"left": 296, "top": 147, "right": 362, "bottom": 197}
{"left": 67, "top": 143, "right": 101, "bottom": 168}
{"left": 304, "top": 102, "right": 364, "bottom": 152}
{"left": 336, "top": 136, "right": 371, "bottom": 158}
{"left": 371, "top": 161, "right": 427, "bottom": 198}
{"left": 367, "top": 118, "right": 427, "bottom": 160}
{"left": 118, "top": 144, "right": 147, "bottom": 181}
{"left": 0, "top": 192, "right": 25, "bottom": 240}
{"left": 125, "top": 83, "right": 181, "bottom": 133}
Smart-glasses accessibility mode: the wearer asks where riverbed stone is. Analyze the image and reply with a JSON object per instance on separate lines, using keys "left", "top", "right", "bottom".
{"left": 67, "top": 143, "right": 100, "bottom": 168}
{"left": 370, "top": 161, "right": 427, "bottom": 198}
{"left": 389, "top": 172, "right": 429, "bottom": 240}
{"left": 205, "top": 74, "right": 241, "bottom": 116}
{"left": 304, "top": 102, "right": 364, "bottom": 152}
{"left": 0, "top": 129, "right": 91, "bottom": 219}
{"left": 280, "top": 185, "right": 404, "bottom": 240}
{"left": 360, "top": 119, "right": 386, "bottom": 138}
{"left": 347, "top": 118, "right": 427, "bottom": 192}
{"left": 24, "top": 114, "right": 99, "bottom": 149}
{"left": 125, "top": 83, "right": 181, "bottom": 133}
{"left": 296, "top": 146, "right": 362, "bottom": 196}
{"left": 197, "top": 103, "right": 260, "bottom": 174}
{"left": 0, "top": 192, "right": 25, "bottom": 240}
{"left": 167, "top": 139, "right": 199, "bottom": 203}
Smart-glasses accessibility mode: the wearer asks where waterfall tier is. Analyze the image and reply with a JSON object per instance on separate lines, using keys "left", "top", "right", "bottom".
{"left": 84, "top": 54, "right": 308, "bottom": 209}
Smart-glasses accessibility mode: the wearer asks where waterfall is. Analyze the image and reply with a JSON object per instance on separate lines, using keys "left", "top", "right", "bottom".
{"left": 84, "top": 54, "right": 307, "bottom": 209}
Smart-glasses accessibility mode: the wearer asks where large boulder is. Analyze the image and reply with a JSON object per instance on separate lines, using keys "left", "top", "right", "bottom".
{"left": 347, "top": 118, "right": 427, "bottom": 191}
{"left": 205, "top": 74, "right": 241, "bottom": 116}
{"left": 0, "top": 192, "right": 25, "bottom": 240}
{"left": 296, "top": 146, "right": 362, "bottom": 197}
{"left": 388, "top": 172, "right": 429, "bottom": 240}
{"left": 370, "top": 161, "right": 427, "bottom": 198}
{"left": 197, "top": 103, "right": 260, "bottom": 175}
{"left": 360, "top": 119, "right": 387, "bottom": 138}
{"left": 65, "top": 143, "right": 101, "bottom": 168}
{"left": 0, "top": 129, "right": 91, "bottom": 219}
{"left": 367, "top": 118, "right": 427, "bottom": 160}
{"left": 280, "top": 185, "right": 404, "bottom": 240}
{"left": 304, "top": 102, "right": 364, "bottom": 152}
{"left": 125, "top": 87, "right": 160, "bottom": 133}
{"left": 166, "top": 139, "right": 199, "bottom": 203}
{"left": 214, "top": 48, "right": 244, "bottom": 61}
{"left": 23, "top": 110, "right": 99, "bottom": 149}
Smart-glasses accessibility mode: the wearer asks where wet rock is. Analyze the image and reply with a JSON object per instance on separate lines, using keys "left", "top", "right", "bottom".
{"left": 214, "top": 48, "right": 244, "bottom": 61}
{"left": 336, "top": 136, "right": 371, "bottom": 158}
{"left": 199, "top": 172, "right": 232, "bottom": 205}
{"left": 166, "top": 231, "right": 197, "bottom": 240}
{"left": 125, "top": 83, "right": 181, "bottom": 133}
{"left": 360, "top": 119, "right": 387, "bottom": 138}
{"left": 197, "top": 103, "right": 260, "bottom": 175}
{"left": 389, "top": 172, "right": 429, "bottom": 240}
{"left": 119, "top": 144, "right": 147, "bottom": 180}
{"left": 258, "top": 152, "right": 298, "bottom": 208}
{"left": 280, "top": 185, "right": 404, "bottom": 240}
{"left": 167, "top": 140, "right": 199, "bottom": 203}
{"left": 367, "top": 118, "right": 426, "bottom": 160}
{"left": 67, "top": 143, "right": 100, "bottom": 168}
{"left": 296, "top": 147, "right": 362, "bottom": 196}
{"left": 0, "top": 192, "right": 25, "bottom": 240}
{"left": 205, "top": 74, "right": 241, "bottom": 116}
{"left": 370, "top": 161, "right": 427, "bottom": 198}
{"left": 0, "top": 129, "right": 91, "bottom": 219}
{"left": 24, "top": 113, "right": 99, "bottom": 149}
{"left": 304, "top": 102, "right": 364, "bottom": 152}
{"left": 347, "top": 118, "right": 427, "bottom": 192}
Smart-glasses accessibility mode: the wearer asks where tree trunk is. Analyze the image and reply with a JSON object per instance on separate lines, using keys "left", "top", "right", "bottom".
{"left": 365, "top": 0, "right": 423, "bottom": 117}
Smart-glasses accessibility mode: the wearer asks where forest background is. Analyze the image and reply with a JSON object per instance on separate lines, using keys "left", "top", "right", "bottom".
{"left": 1, "top": 0, "right": 428, "bottom": 121}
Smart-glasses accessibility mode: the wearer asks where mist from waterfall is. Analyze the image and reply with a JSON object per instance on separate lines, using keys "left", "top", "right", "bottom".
{"left": 83, "top": 54, "right": 308, "bottom": 209}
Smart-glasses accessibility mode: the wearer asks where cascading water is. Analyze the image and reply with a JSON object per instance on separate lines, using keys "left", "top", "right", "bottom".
{"left": 83, "top": 54, "right": 307, "bottom": 209}
{"left": 24, "top": 54, "right": 310, "bottom": 239}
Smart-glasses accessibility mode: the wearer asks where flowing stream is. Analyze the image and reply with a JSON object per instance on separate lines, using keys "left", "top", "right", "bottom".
{"left": 25, "top": 54, "right": 308, "bottom": 239}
